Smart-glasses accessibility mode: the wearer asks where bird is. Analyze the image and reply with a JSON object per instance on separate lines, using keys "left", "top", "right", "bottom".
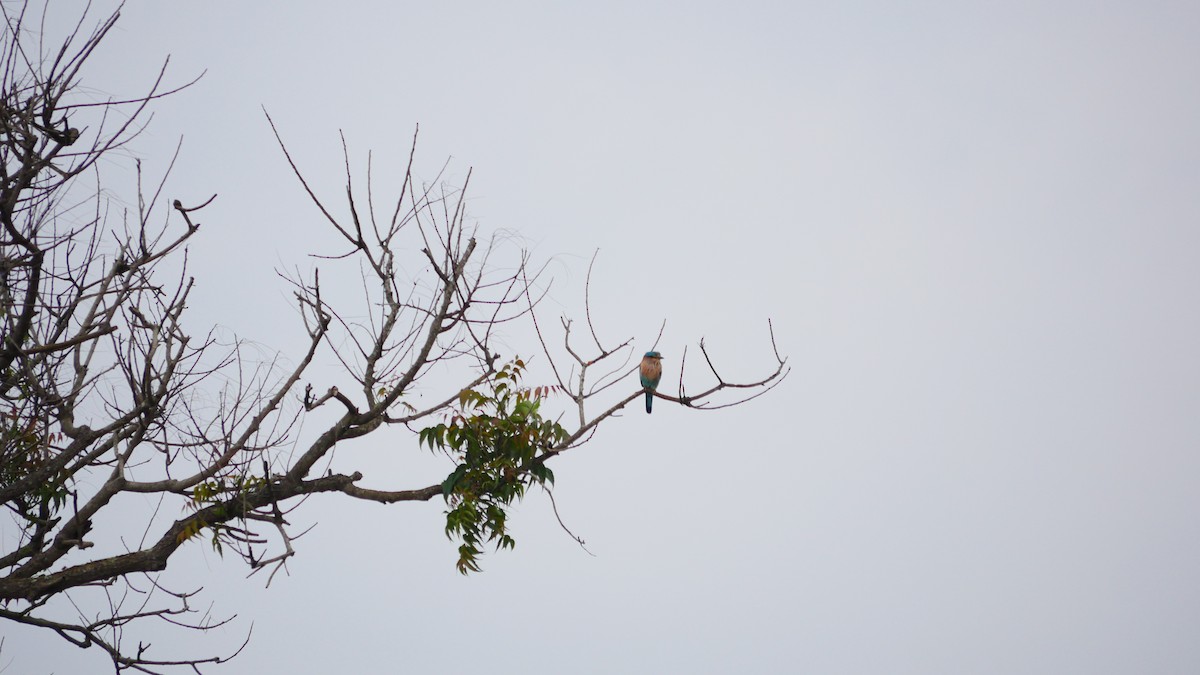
{"left": 639, "top": 351, "right": 663, "bottom": 414}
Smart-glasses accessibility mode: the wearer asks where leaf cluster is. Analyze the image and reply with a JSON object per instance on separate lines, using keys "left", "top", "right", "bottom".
{"left": 420, "top": 360, "right": 567, "bottom": 573}
{"left": 178, "top": 475, "right": 269, "bottom": 556}
{"left": 0, "top": 395, "right": 69, "bottom": 529}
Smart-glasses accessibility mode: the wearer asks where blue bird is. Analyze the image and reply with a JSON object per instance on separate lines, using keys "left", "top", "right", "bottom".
{"left": 639, "top": 351, "right": 663, "bottom": 414}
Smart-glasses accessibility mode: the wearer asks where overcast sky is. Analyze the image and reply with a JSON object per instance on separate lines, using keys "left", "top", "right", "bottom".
{"left": 9, "top": 1, "right": 1200, "bottom": 673}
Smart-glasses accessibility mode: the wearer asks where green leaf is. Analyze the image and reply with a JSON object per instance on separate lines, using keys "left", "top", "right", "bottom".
{"left": 531, "top": 464, "right": 554, "bottom": 486}
{"left": 442, "top": 464, "right": 467, "bottom": 499}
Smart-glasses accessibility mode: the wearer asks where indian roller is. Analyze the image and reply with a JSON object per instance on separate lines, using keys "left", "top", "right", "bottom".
{"left": 639, "top": 351, "right": 663, "bottom": 414}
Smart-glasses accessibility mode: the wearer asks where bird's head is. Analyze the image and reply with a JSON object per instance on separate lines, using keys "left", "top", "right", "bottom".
{"left": 644, "top": 351, "right": 663, "bottom": 359}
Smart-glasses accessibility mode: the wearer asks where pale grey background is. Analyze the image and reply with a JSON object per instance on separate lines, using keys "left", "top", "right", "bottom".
{"left": 6, "top": 1, "right": 1200, "bottom": 673}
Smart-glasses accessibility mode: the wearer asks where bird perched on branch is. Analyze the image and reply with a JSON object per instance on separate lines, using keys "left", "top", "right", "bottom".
{"left": 639, "top": 351, "right": 663, "bottom": 414}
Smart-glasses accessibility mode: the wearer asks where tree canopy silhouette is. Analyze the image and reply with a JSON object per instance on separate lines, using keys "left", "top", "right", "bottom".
{"left": 0, "top": 5, "right": 787, "bottom": 672}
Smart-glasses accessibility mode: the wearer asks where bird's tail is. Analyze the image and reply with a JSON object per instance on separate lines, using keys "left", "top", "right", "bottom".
{"left": 645, "top": 390, "right": 653, "bottom": 414}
